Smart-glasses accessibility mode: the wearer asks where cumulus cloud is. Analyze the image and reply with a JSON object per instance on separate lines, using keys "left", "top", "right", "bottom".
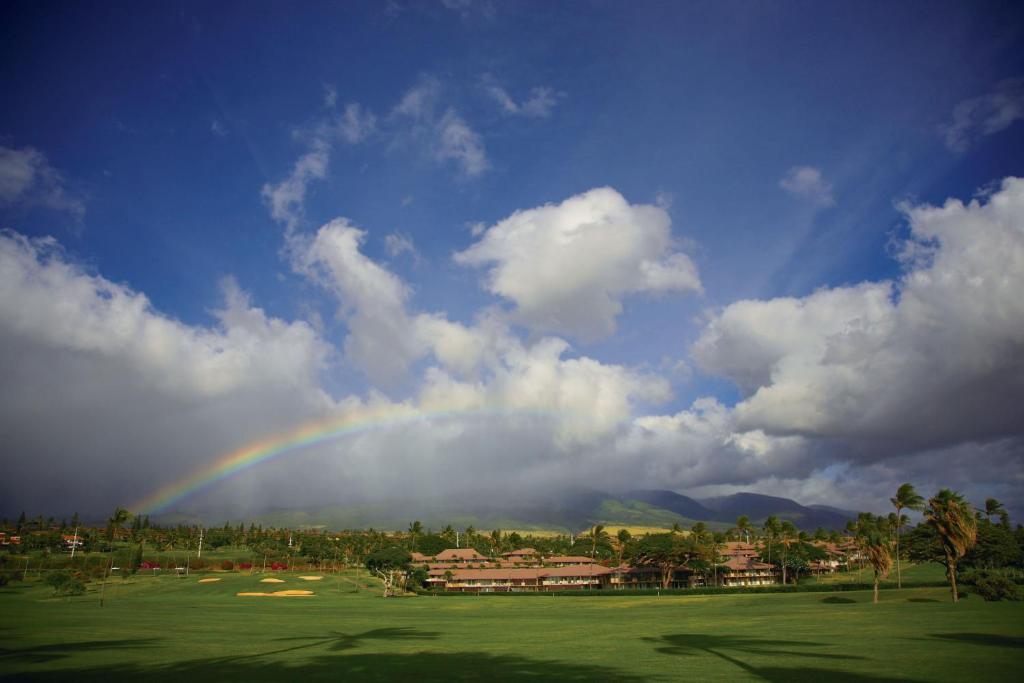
{"left": 0, "top": 145, "right": 85, "bottom": 219}
{"left": 694, "top": 177, "right": 1024, "bottom": 454}
{"left": 779, "top": 166, "right": 834, "bottom": 207}
{"left": 292, "top": 219, "right": 423, "bottom": 385}
{"left": 941, "top": 78, "right": 1024, "bottom": 153}
{"left": 482, "top": 74, "right": 563, "bottom": 118}
{"left": 0, "top": 230, "right": 339, "bottom": 513}
{"left": 455, "top": 187, "right": 702, "bottom": 339}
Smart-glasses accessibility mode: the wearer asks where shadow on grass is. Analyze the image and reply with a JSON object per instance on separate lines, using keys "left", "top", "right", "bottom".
{"left": 645, "top": 634, "right": 922, "bottom": 682}
{"left": 0, "top": 651, "right": 646, "bottom": 682}
{"left": 821, "top": 596, "right": 857, "bottom": 604}
{"left": 929, "top": 633, "right": 1024, "bottom": 649}
{"left": 906, "top": 598, "right": 939, "bottom": 603}
{"left": 0, "top": 639, "right": 162, "bottom": 665}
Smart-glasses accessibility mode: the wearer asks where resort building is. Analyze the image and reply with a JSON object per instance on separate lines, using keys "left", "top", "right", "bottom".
{"left": 414, "top": 545, "right": 779, "bottom": 592}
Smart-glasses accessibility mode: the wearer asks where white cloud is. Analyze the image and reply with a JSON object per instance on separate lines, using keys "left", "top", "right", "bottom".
{"left": 0, "top": 145, "right": 85, "bottom": 219}
{"left": 435, "top": 109, "right": 487, "bottom": 176}
{"left": 261, "top": 140, "right": 330, "bottom": 234}
{"left": 455, "top": 187, "right": 701, "bottom": 339}
{"left": 0, "top": 231, "right": 342, "bottom": 512}
{"left": 323, "top": 83, "right": 338, "bottom": 109}
{"left": 393, "top": 78, "right": 488, "bottom": 177}
{"left": 337, "top": 103, "right": 377, "bottom": 144}
{"left": 482, "top": 75, "right": 562, "bottom": 118}
{"left": 384, "top": 232, "right": 418, "bottom": 260}
{"left": 694, "top": 177, "right": 1024, "bottom": 452}
{"left": 779, "top": 166, "right": 835, "bottom": 207}
{"left": 940, "top": 78, "right": 1024, "bottom": 153}
{"left": 293, "top": 218, "right": 423, "bottom": 385}
{"left": 210, "top": 119, "right": 228, "bottom": 137}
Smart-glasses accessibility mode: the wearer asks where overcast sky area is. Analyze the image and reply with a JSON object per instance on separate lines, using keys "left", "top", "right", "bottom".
{"left": 1, "top": 1, "right": 1023, "bottom": 520}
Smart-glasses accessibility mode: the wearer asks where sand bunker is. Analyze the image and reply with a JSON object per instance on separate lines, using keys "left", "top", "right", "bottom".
{"left": 197, "top": 578, "right": 221, "bottom": 583}
{"left": 259, "top": 578, "right": 285, "bottom": 583}
{"left": 236, "top": 590, "right": 314, "bottom": 597}
{"left": 298, "top": 576, "right": 323, "bottom": 581}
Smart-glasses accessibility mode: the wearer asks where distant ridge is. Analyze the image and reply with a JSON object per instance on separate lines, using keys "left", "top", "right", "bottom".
{"left": 158, "top": 488, "right": 857, "bottom": 531}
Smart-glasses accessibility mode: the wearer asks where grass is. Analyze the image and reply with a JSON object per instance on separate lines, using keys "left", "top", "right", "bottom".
{"left": 1, "top": 568, "right": 1022, "bottom": 681}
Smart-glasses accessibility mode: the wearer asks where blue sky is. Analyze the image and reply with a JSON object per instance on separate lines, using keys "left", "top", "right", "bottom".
{"left": 2, "top": 1, "right": 1023, "bottom": 517}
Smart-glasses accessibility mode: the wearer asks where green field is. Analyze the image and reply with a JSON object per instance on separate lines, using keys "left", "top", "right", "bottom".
{"left": 1, "top": 569, "right": 1022, "bottom": 681}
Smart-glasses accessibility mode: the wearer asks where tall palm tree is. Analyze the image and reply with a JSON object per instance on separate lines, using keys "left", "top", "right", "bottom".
{"left": 590, "top": 525, "right": 610, "bottom": 558}
{"left": 100, "top": 506, "right": 131, "bottom": 607}
{"left": 762, "top": 516, "right": 781, "bottom": 566}
{"left": 407, "top": 521, "right": 423, "bottom": 552}
{"left": 616, "top": 529, "right": 632, "bottom": 566}
{"left": 853, "top": 513, "right": 894, "bottom": 604}
{"left": 735, "top": 515, "right": 751, "bottom": 543}
{"left": 890, "top": 483, "right": 924, "bottom": 588}
{"left": 925, "top": 489, "right": 978, "bottom": 603}
{"left": 778, "top": 521, "right": 797, "bottom": 584}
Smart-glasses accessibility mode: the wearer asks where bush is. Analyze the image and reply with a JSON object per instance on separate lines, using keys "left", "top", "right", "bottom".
{"left": 44, "top": 570, "right": 84, "bottom": 596}
{"left": 0, "top": 570, "right": 21, "bottom": 587}
{"left": 967, "top": 571, "right": 1021, "bottom": 602}
{"left": 220, "top": 560, "right": 234, "bottom": 571}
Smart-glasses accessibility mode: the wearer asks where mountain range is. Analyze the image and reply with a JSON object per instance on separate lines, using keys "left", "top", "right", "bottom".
{"left": 161, "top": 489, "right": 858, "bottom": 532}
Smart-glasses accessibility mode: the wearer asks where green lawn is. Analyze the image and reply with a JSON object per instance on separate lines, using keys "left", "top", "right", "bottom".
{"left": 1, "top": 569, "right": 1021, "bottom": 681}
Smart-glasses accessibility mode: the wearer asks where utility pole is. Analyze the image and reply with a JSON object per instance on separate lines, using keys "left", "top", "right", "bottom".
{"left": 456, "top": 531, "right": 460, "bottom": 548}
{"left": 70, "top": 527, "right": 79, "bottom": 560}
{"left": 197, "top": 527, "right": 204, "bottom": 559}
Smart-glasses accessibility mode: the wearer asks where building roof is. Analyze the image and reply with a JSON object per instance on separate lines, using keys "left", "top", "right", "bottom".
{"left": 543, "top": 555, "right": 595, "bottom": 564}
{"left": 434, "top": 548, "right": 490, "bottom": 561}
{"left": 502, "top": 548, "right": 539, "bottom": 557}
{"left": 722, "top": 556, "right": 774, "bottom": 571}
{"left": 433, "top": 565, "right": 614, "bottom": 581}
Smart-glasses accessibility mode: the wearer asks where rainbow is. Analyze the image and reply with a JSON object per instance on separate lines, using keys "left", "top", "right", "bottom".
{"left": 130, "top": 405, "right": 553, "bottom": 514}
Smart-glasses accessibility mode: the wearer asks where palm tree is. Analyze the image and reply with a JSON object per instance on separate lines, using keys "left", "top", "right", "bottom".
{"left": 106, "top": 506, "right": 131, "bottom": 541}
{"left": 853, "top": 513, "right": 894, "bottom": 604}
{"left": 778, "top": 521, "right": 797, "bottom": 584}
{"left": 890, "top": 483, "right": 924, "bottom": 588}
{"left": 616, "top": 529, "right": 632, "bottom": 565}
{"left": 924, "top": 489, "right": 978, "bottom": 603}
{"left": 100, "top": 506, "right": 131, "bottom": 607}
{"left": 407, "top": 521, "right": 423, "bottom": 552}
{"left": 762, "top": 516, "right": 781, "bottom": 566}
{"left": 735, "top": 515, "right": 751, "bottom": 543}
{"left": 589, "top": 525, "right": 610, "bottom": 558}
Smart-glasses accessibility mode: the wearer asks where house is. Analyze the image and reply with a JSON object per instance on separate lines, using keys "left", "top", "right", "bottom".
{"left": 719, "top": 556, "right": 776, "bottom": 587}
{"left": 62, "top": 534, "right": 84, "bottom": 551}
{"left": 714, "top": 541, "right": 778, "bottom": 587}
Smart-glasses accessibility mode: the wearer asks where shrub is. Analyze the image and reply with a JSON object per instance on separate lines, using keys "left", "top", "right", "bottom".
{"left": 220, "top": 560, "right": 234, "bottom": 571}
{"left": 967, "top": 571, "right": 1021, "bottom": 602}
{"left": 44, "top": 570, "right": 84, "bottom": 595}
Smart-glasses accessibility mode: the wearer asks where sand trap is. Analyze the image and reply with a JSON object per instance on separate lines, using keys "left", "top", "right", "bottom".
{"left": 236, "top": 590, "right": 314, "bottom": 597}
{"left": 260, "top": 578, "right": 285, "bottom": 583}
{"left": 298, "top": 576, "right": 323, "bottom": 581}
{"left": 197, "top": 578, "right": 221, "bottom": 583}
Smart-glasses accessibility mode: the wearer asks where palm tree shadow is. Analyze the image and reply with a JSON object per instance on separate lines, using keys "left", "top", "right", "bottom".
{"left": 256, "top": 627, "right": 441, "bottom": 657}
{"left": 645, "top": 634, "right": 922, "bottom": 682}
{"left": 2, "top": 650, "right": 648, "bottom": 682}
{"left": 928, "top": 633, "right": 1024, "bottom": 649}
{"left": 0, "top": 638, "right": 163, "bottom": 665}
